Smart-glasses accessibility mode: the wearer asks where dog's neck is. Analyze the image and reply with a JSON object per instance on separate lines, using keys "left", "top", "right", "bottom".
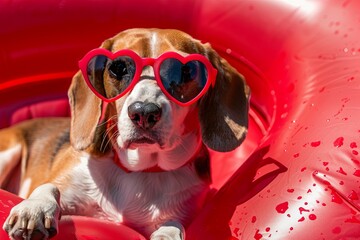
{"left": 113, "top": 143, "right": 206, "bottom": 173}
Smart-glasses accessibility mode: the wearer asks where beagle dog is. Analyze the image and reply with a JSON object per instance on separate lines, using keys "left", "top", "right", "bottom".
{"left": 0, "top": 28, "right": 249, "bottom": 240}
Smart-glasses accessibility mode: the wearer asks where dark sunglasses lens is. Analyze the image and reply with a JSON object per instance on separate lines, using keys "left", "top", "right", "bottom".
{"left": 159, "top": 59, "right": 208, "bottom": 103}
{"left": 87, "top": 55, "right": 136, "bottom": 99}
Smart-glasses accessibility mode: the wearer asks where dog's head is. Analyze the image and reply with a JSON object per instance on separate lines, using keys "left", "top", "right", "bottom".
{"left": 68, "top": 28, "right": 249, "bottom": 171}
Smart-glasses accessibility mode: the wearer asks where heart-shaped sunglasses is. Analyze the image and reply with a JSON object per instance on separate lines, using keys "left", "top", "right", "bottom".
{"left": 79, "top": 49, "right": 217, "bottom": 106}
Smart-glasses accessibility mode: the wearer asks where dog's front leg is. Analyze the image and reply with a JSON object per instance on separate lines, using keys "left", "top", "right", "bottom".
{"left": 150, "top": 221, "right": 185, "bottom": 240}
{"left": 2, "top": 183, "right": 61, "bottom": 240}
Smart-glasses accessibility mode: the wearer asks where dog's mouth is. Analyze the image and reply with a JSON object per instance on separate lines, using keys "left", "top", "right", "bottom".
{"left": 126, "top": 136, "right": 161, "bottom": 149}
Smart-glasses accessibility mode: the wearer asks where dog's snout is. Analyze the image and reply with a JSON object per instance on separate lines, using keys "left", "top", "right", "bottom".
{"left": 128, "top": 101, "right": 162, "bottom": 129}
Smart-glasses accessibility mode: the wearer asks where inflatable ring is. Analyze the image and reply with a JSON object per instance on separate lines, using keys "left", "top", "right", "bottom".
{"left": 1, "top": 0, "right": 360, "bottom": 239}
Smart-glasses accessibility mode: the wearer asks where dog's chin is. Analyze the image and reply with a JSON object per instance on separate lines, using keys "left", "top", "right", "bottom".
{"left": 115, "top": 132, "right": 202, "bottom": 171}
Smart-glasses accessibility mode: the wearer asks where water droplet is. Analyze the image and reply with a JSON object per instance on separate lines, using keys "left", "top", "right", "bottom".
{"left": 351, "top": 158, "right": 360, "bottom": 164}
{"left": 309, "top": 214, "right": 317, "bottom": 220}
{"left": 281, "top": 112, "right": 288, "bottom": 119}
{"left": 311, "top": 141, "right": 321, "bottom": 147}
{"left": 350, "top": 142, "right": 358, "bottom": 148}
{"left": 254, "top": 229, "right": 263, "bottom": 240}
{"left": 332, "top": 226, "right": 341, "bottom": 234}
{"left": 275, "top": 202, "right": 289, "bottom": 214}
{"left": 301, "top": 167, "right": 307, "bottom": 172}
{"left": 333, "top": 137, "right": 344, "bottom": 147}
{"left": 298, "top": 216, "right": 305, "bottom": 222}
{"left": 347, "top": 76, "right": 355, "bottom": 82}
{"left": 251, "top": 216, "right": 257, "bottom": 223}
{"left": 293, "top": 153, "right": 300, "bottom": 158}
{"left": 226, "top": 48, "right": 232, "bottom": 54}
{"left": 353, "top": 170, "right": 360, "bottom": 177}
{"left": 299, "top": 207, "right": 310, "bottom": 214}
{"left": 331, "top": 190, "right": 343, "bottom": 204}
{"left": 341, "top": 97, "right": 350, "bottom": 103}
{"left": 323, "top": 162, "right": 329, "bottom": 166}
{"left": 265, "top": 227, "right": 271, "bottom": 232}
{"left": 287, "top": 189, "right": 295, "bottom": 193}
{"left": 336, "top": 167, "right": 347, "bottom": 175}
{"left": 352, "top": 150, "right": 359, "bottom": 155}
{"left": 287, "top": 84, "right": 295, "bottom": 93}
{"left": 233, "top": 227, "right": 240, "bottom": 237}
{"left": 348, "top": 190, "right": 359, "bottom": 200}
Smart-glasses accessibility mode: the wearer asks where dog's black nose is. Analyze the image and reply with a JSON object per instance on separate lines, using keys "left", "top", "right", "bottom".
{"left": 128, "top": 101, "right": 162, "bottom": 129}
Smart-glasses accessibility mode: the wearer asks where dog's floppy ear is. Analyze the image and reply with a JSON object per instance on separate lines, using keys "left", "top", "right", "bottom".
{"left": 199, "top": 45, "right": 250, "bottom": 152}
{"left": 68, "top": 39, "right": 113, "bottom": 150}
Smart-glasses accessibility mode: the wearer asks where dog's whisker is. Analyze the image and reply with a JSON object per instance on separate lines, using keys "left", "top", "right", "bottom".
{"left": 102, "top": 130, "right": 119, "bottom": 152}
{"left": 100, "top": 133, "right": 114, "bottom": 152}
{"left": 99, "top": 117, "right": 118, "bottom": 152}
{"left": 97, "top": 115, "right": 117, "bottom": 127}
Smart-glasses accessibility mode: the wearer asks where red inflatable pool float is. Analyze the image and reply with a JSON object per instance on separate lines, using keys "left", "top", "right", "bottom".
{"left": 1, "top": 0, "right": 360, "bottom": 239}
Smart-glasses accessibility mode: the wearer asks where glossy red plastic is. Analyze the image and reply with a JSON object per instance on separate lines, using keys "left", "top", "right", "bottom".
{"left": 79, "top": 48, "right": 217, "bottom": 106}
{"left": 1, "top": 0, "right": 360, "bottom": 239}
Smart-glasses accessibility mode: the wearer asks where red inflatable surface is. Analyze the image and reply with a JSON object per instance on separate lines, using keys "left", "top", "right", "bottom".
{"left": 1, "top": 0, "right": 360, "bottom": 239}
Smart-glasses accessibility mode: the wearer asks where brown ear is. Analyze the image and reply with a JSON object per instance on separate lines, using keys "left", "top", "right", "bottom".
{"left": 199, "top": 46, "right": 250, "bottom": 152}
{"left": 68, "top": 71, "right": 103, "bottom": 150}
{"left": 68, "top": 39, "right": 113, "bottom": 150}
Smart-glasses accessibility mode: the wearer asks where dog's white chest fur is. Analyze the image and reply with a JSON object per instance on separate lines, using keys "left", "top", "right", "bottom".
{"left": 58, "top": 153, "right": 207, "bottom": 234}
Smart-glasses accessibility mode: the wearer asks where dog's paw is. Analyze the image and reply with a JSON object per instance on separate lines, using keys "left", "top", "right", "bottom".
{"left": 150, "top": 221, "right": 185, "bottom": 240}
{"left": 2, "top": 198, "right": 60, "bottom": 240}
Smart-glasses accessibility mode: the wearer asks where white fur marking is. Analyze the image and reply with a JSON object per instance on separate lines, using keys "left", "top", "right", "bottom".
{"left": 0, "top": 144, "right": 21, "bottom": 185}
{"left": 55, "top": 152, "right": 206, "bottom": 237}
{"left": 18, "top": 178, "right": 32, "bottom": 198}
{"left": 116, "top": 79, "right": 200, "bottom": 171}
{"left": 150, "top": 32, "right": 158, "bottom": 56}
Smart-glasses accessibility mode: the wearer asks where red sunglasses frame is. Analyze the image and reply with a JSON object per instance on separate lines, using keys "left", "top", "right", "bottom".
{"left": 78, "top": 48, "right": 217, "bottom": 106}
